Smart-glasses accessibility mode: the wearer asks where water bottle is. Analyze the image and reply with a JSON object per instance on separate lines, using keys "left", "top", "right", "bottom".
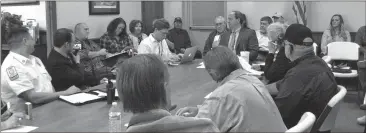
{"left": 107, "top": 79, "right": 115, "bottom": 104}
{"left": 109, "top": 102, "right": 122, "bottom": 133}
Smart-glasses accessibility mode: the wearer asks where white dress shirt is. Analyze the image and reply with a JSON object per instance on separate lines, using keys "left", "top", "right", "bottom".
{"left": 228, "top": 27, "right": 241, "bottom": 54}
{"left": 138, "top": 34, "right": 177, "bottom": 61}
{"left": 256, "top": 30, "right": 270, "bottom": 51}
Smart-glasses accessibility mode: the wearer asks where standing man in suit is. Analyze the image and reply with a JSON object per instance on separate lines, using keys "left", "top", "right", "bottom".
{"left": 219, "top": 11, "right": 259, "bottom": 63}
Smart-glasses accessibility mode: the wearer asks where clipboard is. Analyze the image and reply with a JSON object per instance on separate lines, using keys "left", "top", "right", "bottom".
{"left": 102, "top": 51, "right": 135, "bottom": 67}
{"left": 58, "top": 91, "right": 107, "bottom": 106}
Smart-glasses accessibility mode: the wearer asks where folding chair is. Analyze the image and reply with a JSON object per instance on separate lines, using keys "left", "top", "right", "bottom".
{"left": 285, "top": 112, "right": 316, "bottom": 133}
{"left": 327, "top": 42, "right": 362, "bottom": 104}
{"left": 310, "top": 85, "right": 347, "bottom": 133}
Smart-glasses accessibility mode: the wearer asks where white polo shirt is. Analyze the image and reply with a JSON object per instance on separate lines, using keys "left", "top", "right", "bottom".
{"left": 1, "top": 52, "right": 54, "bottom": 113}
{"left": 138, "top": 34, "right": 177, "bottom": 61}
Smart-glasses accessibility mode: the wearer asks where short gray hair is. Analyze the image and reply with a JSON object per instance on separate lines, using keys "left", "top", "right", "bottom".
{"left": 267, "top": 22, "right": 287, "bottom": 37}
{"left": 215, "top": 16, "right": 225, "bottom": 22}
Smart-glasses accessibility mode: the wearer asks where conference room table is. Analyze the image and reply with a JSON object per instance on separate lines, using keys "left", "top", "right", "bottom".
{"left": 22, "top": 59, "right": 217, "bottom": 132}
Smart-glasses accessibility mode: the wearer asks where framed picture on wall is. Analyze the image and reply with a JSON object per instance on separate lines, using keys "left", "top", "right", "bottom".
{"left": 89, "top": 1, "right": 120, "bottom": 15}
{"left": 1, "top": 0, "right": 40, "bottom": 6}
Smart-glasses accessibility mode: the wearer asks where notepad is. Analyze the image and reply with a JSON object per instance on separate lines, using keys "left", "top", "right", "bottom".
{"left": 59, "top": 93, "right": 102, "bottom": 104}
{"left": 2, "top": 126, "right": 38, "bottom": 132}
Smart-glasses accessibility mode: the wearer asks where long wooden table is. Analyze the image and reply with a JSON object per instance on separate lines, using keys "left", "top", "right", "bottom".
{"left": 24, "top": 59, "right": 216, "bottom": 132}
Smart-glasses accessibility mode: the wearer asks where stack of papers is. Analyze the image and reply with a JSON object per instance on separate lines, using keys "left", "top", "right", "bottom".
{"left": 59, "top": 93, "right": 102, "bottom": 104}
{"left": 238, "top": 56, "right": 264, "bottom": 76}
{"left": 2, "top": 126, "right": 38, "bottom": 132}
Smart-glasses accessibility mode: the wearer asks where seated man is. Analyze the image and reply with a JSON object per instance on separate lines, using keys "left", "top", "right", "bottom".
{"left": 117, "top": 54, "right": 219, "bottom": 132}
{"left": 167, "top": 17, "right": 191, "bottom": 54}
{"left": 263, "top": 22, "right": 292, "bottom": 84}
{"left": 74, "top": 23, "right": 112, "bottom": 80}
{"left": 203, "top": 16, "right": 228, "bottom": 56}
{"left": 1, "top": 28, "right": 80, "bottom": 113}
{"left": 1, "top": 100, "right": 25, "bottom": 131}
{"left": 219, "top": 11, "right": 259, "bottom": 63}
{"left": 256, "top": 16, "right": 273, "bottom": 61}
{"left": 47, "top": 28, "right": 99, "bottom": 92}
{"left": 138, "top": 18, "right": 179, "bottom": 111}
{"left": 256, "top": 16, "right": 273, "bottom": 52}
{"left": 176, "top": 46, "right": 287, "bottom": 132}
{"left": 268, "top": 24, "right": 338, "bottom": 129}
{"left": 138, "top": 18, "right": 180, "bottom": 63}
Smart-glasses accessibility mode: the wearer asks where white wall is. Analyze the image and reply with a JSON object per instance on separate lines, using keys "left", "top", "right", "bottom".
{"left": 56, "top": 1, "right": 141, "bottom": 39}
{"left": 2, "top": 1, "right": 47, "bottom": 30}
{"left": 164, "top": 1, "right": 183, "bottom": 28}
{"left": 308, "top": 1, "right": 366, "bottom": 32}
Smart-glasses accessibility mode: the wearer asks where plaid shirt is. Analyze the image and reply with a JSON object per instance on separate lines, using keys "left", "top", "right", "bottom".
{"left": 76, "top": 38, "right": 112, "bottom": 79}
{"left": 99, "top": 32, "right": 133, "bottom": 54}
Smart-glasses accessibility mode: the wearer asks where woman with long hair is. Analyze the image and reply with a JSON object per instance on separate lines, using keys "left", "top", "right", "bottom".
{"left": 100, "top": 17, "right": 134, "bottom": 54}
{"left": 321, "top": 14, "right": 351, "bottom": 55}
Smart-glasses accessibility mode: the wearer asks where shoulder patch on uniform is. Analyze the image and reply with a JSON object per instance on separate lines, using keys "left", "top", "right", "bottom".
{"left": 6, "top": 66, "right": 19, "bottom": 81}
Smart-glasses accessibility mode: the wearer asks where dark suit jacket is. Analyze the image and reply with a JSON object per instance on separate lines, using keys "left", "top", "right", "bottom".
{"left": 219, "top": 27, "right": 259, "bottom": 62}
{"left": 203, "top": 30, "right": 229, "bottom": 56}
{"left": 46, "top": 49, "right": 98, "bottom": 92}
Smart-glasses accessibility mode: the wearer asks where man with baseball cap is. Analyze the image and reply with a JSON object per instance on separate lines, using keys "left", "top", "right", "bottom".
{"left": 167, "top": 17, "right": 192, "bottom": 54}
{"left": 267, "top": 24, "right": 337, "bottom": 130}
{"left": 272, "top": 12, "right": 289, "bottom": 28}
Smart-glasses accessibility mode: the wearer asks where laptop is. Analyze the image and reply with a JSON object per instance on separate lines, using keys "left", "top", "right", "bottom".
{"left": 180, "top": 46, "right": 198, "bottom": 64}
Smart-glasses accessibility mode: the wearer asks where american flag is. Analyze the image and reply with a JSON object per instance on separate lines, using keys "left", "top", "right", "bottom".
{"left": 292, "top": 1, "right": 309, "bottom": 26}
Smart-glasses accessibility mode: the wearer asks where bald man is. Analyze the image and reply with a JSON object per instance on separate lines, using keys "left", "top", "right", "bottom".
{"left": 203, "top": 16, "right": 228, "bottom": 55}
{"left": 74, "top": 23, "right": 111, "bottom": 81}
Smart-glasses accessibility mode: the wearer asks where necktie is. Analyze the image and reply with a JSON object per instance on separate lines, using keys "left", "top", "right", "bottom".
{"left": 230, "top": 32, "right": 237, "bottom": 51}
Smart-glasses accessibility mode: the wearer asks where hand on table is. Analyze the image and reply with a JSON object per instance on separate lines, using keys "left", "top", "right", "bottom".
{"left": 64, "top": 86, "right": 81, "bottom": 95}
{"left": 2, "top": 112, "right": 25, "bottom": 130}
{"left": 175, "top": 107, "right": 199, "bottom": 117}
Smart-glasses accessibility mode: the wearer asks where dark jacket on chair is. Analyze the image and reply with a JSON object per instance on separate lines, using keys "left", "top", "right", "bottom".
{"left": 219, "top": 27, "right": 259, "bottom": 62}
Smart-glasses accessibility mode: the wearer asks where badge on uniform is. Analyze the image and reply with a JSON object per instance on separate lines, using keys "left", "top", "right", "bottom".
{"left": 6, "top": 66, "right": 19, "bottom": 81}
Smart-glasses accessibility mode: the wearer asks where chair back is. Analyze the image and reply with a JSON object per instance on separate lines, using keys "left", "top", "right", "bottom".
{"left": 327, "top": 42, "right": 359, "bottom": 61}
{"left": 285, "top": 112, "right": 316, "bottom": 133}
{"left": 310, "top": 85, "right": 347, "bottom": 132}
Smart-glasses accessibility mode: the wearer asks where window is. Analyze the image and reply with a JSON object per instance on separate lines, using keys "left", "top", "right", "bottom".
{"left": 187, "top": 1, "right": 226, "bottom": 30}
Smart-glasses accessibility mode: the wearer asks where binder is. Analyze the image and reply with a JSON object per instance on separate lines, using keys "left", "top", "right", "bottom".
{"left": 58, "top": 91, "right": 107, "bottom": 106}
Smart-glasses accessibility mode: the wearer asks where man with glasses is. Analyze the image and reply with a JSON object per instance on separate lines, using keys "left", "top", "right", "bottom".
{"left": 138, "top": 18, "right": 179, "bottom": 111}
{"left": 138, "top": 18, "right": 180, "bottom": 62}
{"left": 266, "top": 24, "right": 337, "bottom": 130}
{"left": 203, "top": 16, "right": 228, "bottom": 56}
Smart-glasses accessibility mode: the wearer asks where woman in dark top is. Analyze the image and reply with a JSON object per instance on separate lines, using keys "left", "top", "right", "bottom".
{"left": 100, "top": 17, "right": 134, "bottom": 54}
{"left": 263, "top": 23, "right": 292, "bottom": 84}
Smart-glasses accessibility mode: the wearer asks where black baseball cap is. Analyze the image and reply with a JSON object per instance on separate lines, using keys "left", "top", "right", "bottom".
{"left": 174, "top": 17, "right": 182, "bottom": 23}
{"left": 284, "top": 24, "right": 314, "bottom": 46}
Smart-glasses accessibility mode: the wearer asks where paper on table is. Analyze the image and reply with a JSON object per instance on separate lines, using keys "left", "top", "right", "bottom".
{"left": 197, "top": 62, "right": 205, "bottom": 68}
{"left": 93, "top": 90, "right": 107, "bottom": 97}
{"left": 238, "top": 56, "right": 263, "bottom": 76}
{"left": 204, "top": 92, "right": 212, "bottom": 99}
{"left": 59, "top": 93, "right": 101, "bottom": 104}
{"left": 2, "top": 126, "right": 38, "bottom": 132}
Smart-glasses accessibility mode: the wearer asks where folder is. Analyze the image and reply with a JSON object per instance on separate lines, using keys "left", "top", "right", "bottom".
{"left": 59, "top": 91, "right": 107, "bottom": 106}
{"left": 102, "top": 51, "right": 134, "bottom": 67}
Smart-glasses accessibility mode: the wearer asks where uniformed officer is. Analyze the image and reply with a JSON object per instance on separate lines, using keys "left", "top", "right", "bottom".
{"left": 1, "top": 27, "right": 80, "bottom": 113}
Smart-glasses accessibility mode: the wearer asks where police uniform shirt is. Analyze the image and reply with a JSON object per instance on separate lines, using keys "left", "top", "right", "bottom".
{"left": 1, "top": 52, "right": 54, "bottom": 113}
